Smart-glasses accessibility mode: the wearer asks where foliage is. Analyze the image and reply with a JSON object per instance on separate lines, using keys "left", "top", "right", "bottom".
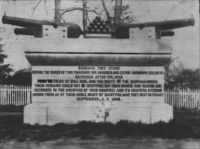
{"left": 165, "top": 65, "right": 200, "bottom": 89}
{"left": 0, "top": 43, "right": 12, "bottom": 84}
{"left": 6, "top": 69, "right": 31, "bottom": 85}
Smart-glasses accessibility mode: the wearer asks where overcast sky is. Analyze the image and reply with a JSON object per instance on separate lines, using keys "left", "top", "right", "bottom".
{"left": 0, "top": 0, "right": 199, "bottom": 72}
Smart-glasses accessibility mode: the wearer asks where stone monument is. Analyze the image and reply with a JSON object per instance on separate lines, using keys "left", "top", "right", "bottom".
{"left": 2, "top": 0, "right": 194, "bottom": 125}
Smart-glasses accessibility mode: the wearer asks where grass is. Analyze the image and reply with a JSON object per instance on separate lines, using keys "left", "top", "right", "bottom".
{"left": 0, "top": 106, "right": 200, "bottom": 141}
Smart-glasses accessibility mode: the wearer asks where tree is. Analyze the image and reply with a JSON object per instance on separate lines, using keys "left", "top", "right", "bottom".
{"left": 0, "top": 42, "right": 12, "bottom": 84}
{"left": 165, "top": 63, "right": 200, "bottom": 89}
{"left": 101, "top": 0, "right": 135, "bottom": 24}
{"left": 31, "top": 0, "right": 134, "bottom": 25}
{"left": 7, "top": 69, "right": 31, "bottom": 85}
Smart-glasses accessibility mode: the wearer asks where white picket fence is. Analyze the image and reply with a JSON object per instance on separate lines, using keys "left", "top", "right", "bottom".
{"left": 164, "top": 89, "right": 200, "bottom": 109}
{"left": 0, "top": 85, "right": 31, "bottom": 106}
{"left": 0, "top": 85, "right": 200, "bottom": 109}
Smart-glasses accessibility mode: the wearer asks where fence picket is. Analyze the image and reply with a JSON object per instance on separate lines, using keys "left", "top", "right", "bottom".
{"left": 0, "top": 85, "right": 200, "bottom": 109}
{"left": 165, "top": 89, "right": 200, "bottom": 109}
{"left": 0, "top": 85, "right": 31, "bottom": 106}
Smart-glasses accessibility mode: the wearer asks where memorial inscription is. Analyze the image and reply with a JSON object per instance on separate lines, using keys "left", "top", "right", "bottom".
{"left": 32, "top": 66, "right": 164, "bottom": 102}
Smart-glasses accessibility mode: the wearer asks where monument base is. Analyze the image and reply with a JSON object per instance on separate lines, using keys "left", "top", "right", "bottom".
{"left": 24, "top": 102, "right": 173, "bottom": 125}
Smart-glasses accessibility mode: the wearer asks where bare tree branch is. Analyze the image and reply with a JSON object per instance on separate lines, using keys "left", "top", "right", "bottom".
{"left": 31, "top": 0, "right": 48, "bottom": 16}
{"left": 59, "top": 7, "right": 102, "bottom": 16}
{"left": 101, "top": 0, "right": 112, "bottom": 23}
{"left": 32, "top": 0, "right": 42, "bottom": 15}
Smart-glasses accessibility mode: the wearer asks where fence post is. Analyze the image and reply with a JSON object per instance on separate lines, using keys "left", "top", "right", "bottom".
{"left": 0, "top": 85, "right": 200, "bottom": 109}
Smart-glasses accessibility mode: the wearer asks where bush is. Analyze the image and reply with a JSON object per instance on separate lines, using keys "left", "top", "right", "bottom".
{"left": 165, "top": 68, "right": 200, "bottom": 89}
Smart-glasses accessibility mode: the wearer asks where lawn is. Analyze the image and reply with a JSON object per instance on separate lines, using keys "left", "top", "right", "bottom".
{"left": 0, "top": 106, "right": 200, "bottom": 141}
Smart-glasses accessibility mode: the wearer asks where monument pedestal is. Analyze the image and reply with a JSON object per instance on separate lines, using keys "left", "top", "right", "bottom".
{"left": 24, "top": 102, "right": 173, "bottom": 125}
{"left": 24, "top": 39, "right": 173, "bottom": 125}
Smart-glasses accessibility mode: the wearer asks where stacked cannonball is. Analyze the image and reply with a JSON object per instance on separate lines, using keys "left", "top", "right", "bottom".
{"left": 86, "top": 16, "right": 111, "bottom": 34}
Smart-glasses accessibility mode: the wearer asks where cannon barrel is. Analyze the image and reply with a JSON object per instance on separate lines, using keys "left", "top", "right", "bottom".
{"left": 114, "top": 18, "right": 195, "bottom": 38}
{"left": 117, "top": 18, "right": 195, "bottom": 30}
{"left": 2, "top": 15, "right": 54, "bottom": 28}
{"left": 14, "top": 28, "right": 42, "bottom": 37}
{"left": 160, "top": 30, "right": 174, "bottom": 37}
{"left": 2, "top": 15, "right": 50, "bottom": 37}
{"left": 2, "top": 15, "right": 82, "bottom": 38}
{"left": 15, "top": 28, "right": 35, "bottom": 36}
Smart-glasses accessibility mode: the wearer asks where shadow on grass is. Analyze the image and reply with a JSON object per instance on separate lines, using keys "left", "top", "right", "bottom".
{"left": 0, "top": 119, "right": 198, "bottom": 141}
{"left": 0, "top": 107, "right": 200, "bottom": 141}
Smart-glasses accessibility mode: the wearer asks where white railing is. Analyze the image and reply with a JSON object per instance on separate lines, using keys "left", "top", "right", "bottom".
{"left": 0, "top": 85, "right": 200, "bottom": 109}
{"left": 164, "top": 89, "right": 200, "bottom": 109}
{"left": 0, "top": 85, "right": 31, "bottom": 106}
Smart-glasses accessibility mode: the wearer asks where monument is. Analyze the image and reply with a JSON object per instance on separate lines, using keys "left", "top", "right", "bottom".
{"left": 2, "top": 0, "right": 194, "bottom": 125}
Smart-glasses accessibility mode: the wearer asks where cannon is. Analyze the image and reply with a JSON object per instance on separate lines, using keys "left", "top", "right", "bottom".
{"left": 2, "top": 14, "right": 195, "bottom": 39}
{"left": 113, "top": 18, "right": 195, "bottom": 38}
{"left": 2, "top": 15, "right": 82, "bottom": 38}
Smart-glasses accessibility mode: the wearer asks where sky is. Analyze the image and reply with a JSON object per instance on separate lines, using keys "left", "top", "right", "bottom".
{"left": 0, "top": 0, "right": 199, "bottom": 72}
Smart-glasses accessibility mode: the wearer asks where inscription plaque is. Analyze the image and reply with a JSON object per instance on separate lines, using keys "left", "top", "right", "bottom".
{"left": 32, "top": 66, "right": 164, "bottom": 103}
